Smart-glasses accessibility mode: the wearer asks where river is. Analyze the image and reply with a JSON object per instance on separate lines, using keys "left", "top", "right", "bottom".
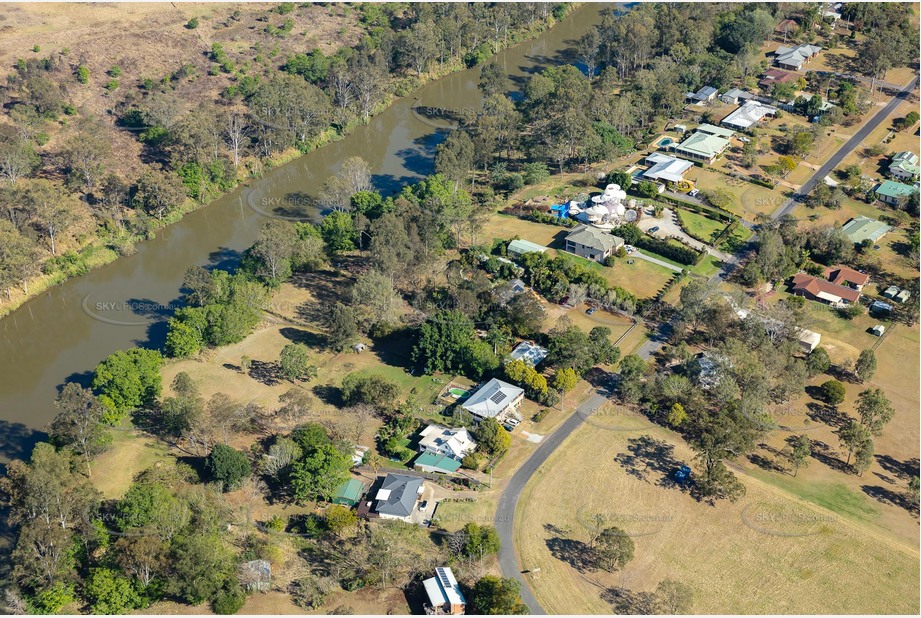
{"left": 0, "top": 4, "right": 614, "bottom": 469}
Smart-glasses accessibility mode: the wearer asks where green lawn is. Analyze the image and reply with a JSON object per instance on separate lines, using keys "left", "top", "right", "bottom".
{"left": 676, "top": 209, "right": 728, "bottom": 244}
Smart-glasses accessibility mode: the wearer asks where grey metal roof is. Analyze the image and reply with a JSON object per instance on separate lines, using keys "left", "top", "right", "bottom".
{"left": 375, "top": 474, "right": 423, "bottom": 518}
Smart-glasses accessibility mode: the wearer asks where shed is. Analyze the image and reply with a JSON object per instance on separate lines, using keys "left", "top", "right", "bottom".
{"left": 414, "top": 451, "right": 462, "bottom": 474}
{"left": 332, "top": 479, "right": 366, "bottom": 507}
{"left": 870, "top": 300, "right": 893, "bottom": 314}
{"left": 870, "top": 325, "right": 885, "bottom": 337}
{"left": 883, "top": 285, "right": 900, "bottom": 299}
{"left": 507, "top": 238, "right": 548, "bottom": 258}
{"left": 239, "top": 560, "right": 271, "bottom": 592}
{"left": 895, "top": 289, "right": 911, "bottom": 303}
{"left": 353, "top": 342, "right": 367, "bottom": 353}
{"left": 797, "top": 329, "right": 822, "bottom": 353}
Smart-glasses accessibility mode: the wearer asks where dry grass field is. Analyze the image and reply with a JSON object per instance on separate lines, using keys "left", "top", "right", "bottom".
{"left": 516, "top": 418, "right": 920, "bottom": 614}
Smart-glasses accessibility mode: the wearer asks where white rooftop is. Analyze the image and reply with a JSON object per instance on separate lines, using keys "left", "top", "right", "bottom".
{"left": 423, "top": 567, "right": 466, "bottom": 609}
{"left": 509, "top": 341, "right": 549, "bottom": 367}
{"left": 643, "top": 153, "right": 694, "bottom": 183}
{"left": 722, "top": 101, "right": 777, "bottom": 129}
{"left": 462, "top": 378, "right": 524, "bottom": 418}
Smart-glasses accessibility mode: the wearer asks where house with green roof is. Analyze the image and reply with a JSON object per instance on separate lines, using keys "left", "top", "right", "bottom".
{"left": 674, "top": 124, "right": 734, "bottom": 164}
{"left": 888, "top": 151, "right": 920, "bottom": 182}
{"left": 414, "top": 452, "right": 462, "bottom": 474}
{"left": 873, "top": 179, "right": 919, "bottom": 206}
{"left": 840, "top": 216, "right": 892, "bottom": 244}
{"left": 507, "top": 238, "right": 548, "bottom": 259}
{"left": 331, "top": 479, "right": 366, "bottom": 507}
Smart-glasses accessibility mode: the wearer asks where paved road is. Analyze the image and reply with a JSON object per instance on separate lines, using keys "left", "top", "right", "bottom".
{"left": 771, "top": 75, "right": 919, "bottom": 220}
{"left": 495, "top": 391, "right": 608, "bottom": 615}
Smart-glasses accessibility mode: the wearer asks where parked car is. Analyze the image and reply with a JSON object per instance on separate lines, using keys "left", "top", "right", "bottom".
{"left": 418, "top": 500, "right": 428, "bottom": 511}
{"left": 586, "top": 306, "right": 597, "bottom": 315}
{"left": 648, "top": 226, "right": 660, "bottom": 234}
{"left": 688, "top": 189, "right": 700, "bottom": 198}
{"left": 625, "top": 245, "right": 636, "bottom": 253}
{"left": 506, "top": 418, "right": 520, "bottom": 427}
{"left": 739, "top": 136, "right": 751, "bottom": 143}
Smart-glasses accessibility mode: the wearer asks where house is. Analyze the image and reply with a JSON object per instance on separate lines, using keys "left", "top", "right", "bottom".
{"left": 888, "top": 151, "right": 920, "bottom": 181}
{"left": 371, "top": 474, "right": 424, "bottom": 521}
{"left": 686, "top": 85, "right": 718, "bottom": 104}
{"left": 423, "top": 567, "right": 467, "bottom": 615}
{"left": 494, "top": 278, "right": 527, "bottom": 304}
{"left": 642, "top": 152, "right": 694, "bottom": 183}
{"left": 873, "top": 180, "right": 918, "bottom": 205}
{"left": 674, "top": 124, "right": 734, "bottom": 164}
{"left": 773, "top": 44, "right": 821, "bottom": 70}
{"left": 775, "top": 18, "right": 799, "bottom": 37}
{"left": 564, "top": 224, "right": 624, "bottom": 262}
{"left": 507, "top": 238, "right": 548, "bottom": 259}
{"left": 870, "top": 325, "right": 885, "bottom": 337}
{"left": 239, "top": 560, "right": 271, "bottom": 593}
{"left": 759, "top": 68, "right": 796, "bottom": 89}
{"left": 823, "top": 265, "right": 870, "bottom": 290}
{"left": 332, "top": 478, "right": 366, "bottom": 508}
{"left": 694, "top": 352, "right": 724, "bottom": 389}
{"left": 841, "top": 216, "right": 892, "bottom": 244}
{"left": 462, "top": 378, "right": 524, "bottom": 421}
{"left": 883, "top": 285, "right": 900, "bottom": 299}
{"left": 418, "top": 424, "right": 476, "bottom": 460}
{"left": 721, "top": 100, "right": 777, "bottom": 130}
{"left": 797, "top": 329, "right": 822, "bottom": 353}
{"left": 791, "top": 273, "right": 860, "bottom": 306}
{"left": 720, "top": 88, "right": 754, "bottom": 105}
{"left": 509, "top": 340, "right": 549, "bottom": 367}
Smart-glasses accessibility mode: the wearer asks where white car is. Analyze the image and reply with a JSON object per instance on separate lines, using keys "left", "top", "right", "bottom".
{"left": 739, "top": 136, "right": 751, "bottom": 143}
{"left": 625, "top": 245, "right": 636, "bottom": 253}
{"left": 688, "top": 189, "right": 699, "bottom": 198}
{"left": 506, "top": 418, "right": 521, "bottom": 427}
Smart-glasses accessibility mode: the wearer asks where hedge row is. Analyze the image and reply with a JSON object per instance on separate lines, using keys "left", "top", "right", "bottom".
{"left": 634, "top": 235, "right": 701, "bottom": 265}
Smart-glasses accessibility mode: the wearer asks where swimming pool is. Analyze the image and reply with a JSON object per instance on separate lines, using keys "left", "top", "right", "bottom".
{"left": 658, "top": 137, "right": 674, "bottom": 147}
{"left": 448, "top": 387, "right": 469, "bottom": 399}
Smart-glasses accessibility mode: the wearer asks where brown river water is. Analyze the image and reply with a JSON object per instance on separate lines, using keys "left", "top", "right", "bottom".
{"left": 0, "top": 4, "right": 614, "bottom": 470}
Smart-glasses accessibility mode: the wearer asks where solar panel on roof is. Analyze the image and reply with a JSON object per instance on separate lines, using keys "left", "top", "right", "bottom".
{"left": 489, "top": 391, "right": 507, "bottom": 404}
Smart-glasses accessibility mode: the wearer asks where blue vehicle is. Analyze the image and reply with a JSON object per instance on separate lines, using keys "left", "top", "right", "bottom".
{"left": 674, "top": 465, "right": 691, "bottom": 483}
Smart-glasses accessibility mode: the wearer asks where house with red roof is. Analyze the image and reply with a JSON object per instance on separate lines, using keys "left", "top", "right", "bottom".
{"left": 823, "top": 265, "right": 870, "bottom": 291}
{"left": 791, "top": 273, "right": 861, "bottom": 306}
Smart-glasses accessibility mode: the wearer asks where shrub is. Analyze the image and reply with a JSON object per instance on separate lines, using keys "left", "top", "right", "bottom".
{"left": 820, "top": 379, "right": 846, "bottom": 405}
{"left": 76, "top": 65, "right": 90, "bottom": 83}
{"left": 532, "top": 408, "right": 550, "bottom": 423}
{"left": 186, "top": 17, "right": 200, "bottom": 29}
{"left": 206, "top": 444, "right": 252, "bottom": 491}
{"left": 211, "top": 584, "right": 245, "bottom": 615}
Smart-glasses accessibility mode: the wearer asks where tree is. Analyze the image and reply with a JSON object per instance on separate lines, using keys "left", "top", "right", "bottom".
{"left": 133, "top": 168, "right": 187, "bottom": 220}
{"left": 853, "top": 434, "right": 874, "bottom": 476}
{"left": 324, "top": 504, "right": 358, "bottom": 536}
{"left": 471, "top": 576, "right": 528, "bottom": 615}
{"left": 820, "top": 379, "right": 846, "bottom": 406}
{"left": 250, "top": 219, "right": 298, "bottom": 282}
{"left": 290, "top": 442, "right": 351, "bottom": 503}
{"left": 412, "top": 310, "right": 476, "bottom": 374}
{"left": 113, "top": 534, "right": 166, "bottom": 589}
{"left": 474, "top": 418, "right": 511, "bottom": 456}
{"left": 318, "top": 211, "right": 356, "bottom": 252}
{"left": 435, "top": 130, "right": 475, "bottom": 192}
{"left": 856, "top": 388, "right": 894, "bottom": 436}
{"left": 596, "top": 526, "right": 634, "bottom": 572}
{"left": 84, "top": 568, "right": 143, "bottom": 614}
{"left": 552, "top": 368, "right": 578, "bottom": 393}
{"left": 653, "top": 579, "right": 694, "bottom": 614}
{"left": 279, "top": 343, "right": 316, "bottom": 382}
{"left": 853, "top": 348, "right": 877, "bottom": 383}
{"left": 325, "top": 302, "right": 359, "bottom": 352}
{"left": 340, "top": 372, "right": 400, "bottom": 407}
{"left": 667, "top": 402, "right": 688, "bottom": 428}
{"left": 169, "top": 533, "right": 236, "bottom": 605}
{"left": 27, "top": 179, "right": 78, "bottom": 255}
{"left": 454, "top": 522, "right": 501, "bottom": 560}
{"left": 787, "top": 434, "right": 811, "bottom": 477}
{"left": 206, "top": 444, "right": 252, "bottom": 491}
{"left": 48, "top": 382, "right": 111, "bottom": 476}
{"left": 62, "top": 122, "right": 110, "bottom": 194}
{"left": 92, "top": 348, "right": 163, "bottom": 423}
{"left": 0, "top": 220, "right": 41, "bottom": 297}
{"left": 805, "top": 347, "right": 831, "bottom": 377}
{"left": 838, "top": 420, "right": 870, "bottom": 467}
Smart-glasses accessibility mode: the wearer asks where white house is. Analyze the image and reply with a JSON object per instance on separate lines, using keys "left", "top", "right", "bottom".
{"left": 462, "top": 378, "right": 524, "bottom": 421}
{"left": 721, "top": 100, "right": 777, "bottom": 130}
{"left": 642, "top": 152, "right": 694, "bottom": 183}
{"left": 418, "top": 424, "right": 476, "bottom": 460}
{"left": 773, "top": 44, "right": 821, "bottom": 70}
{"left": 509, "top": 341, "right": 549, "bottom": 367}
{"left": 423, "top": 567, "right": 467, "bottom": 615}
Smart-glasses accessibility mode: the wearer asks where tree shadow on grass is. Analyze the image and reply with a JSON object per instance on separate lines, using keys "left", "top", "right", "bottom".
{"left": 601, "top": 587, "right": 656, "bottom": 614}
{"left": 876, "top": 454, "right": 920, "bottom": 480}
{"left": 861, "top": 485, "right": 918, "bottom": 515}
{"left": 614, "top": 435, "right": 679, "bottom": 484}
{"left": 312, "top": 384, "right": 343, "bottom": 407}
{"left": 279, "top": 326, "right": 327, "bottom": 348}
{"left": 808, "top": 439, "right": 851, "bottom": 473}
{"left": 249, "top": 360, "right": 282, "bottom": 386}
{"left": 805, "top": 402, "right": 850, "bottom": 430}
{"left": 545, "top": 537, "right": 597, "bottom": 574}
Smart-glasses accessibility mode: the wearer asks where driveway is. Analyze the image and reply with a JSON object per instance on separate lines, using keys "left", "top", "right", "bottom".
{"left": 637, "top": 206, "right": 705, "bottom": 250}
{"left": 632, "top": 250, "right": 684, "bottom": 272}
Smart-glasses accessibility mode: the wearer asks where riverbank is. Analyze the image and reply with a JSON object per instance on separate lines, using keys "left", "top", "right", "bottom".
{"left": 0, "top": 5, "right": 576, "bottom": 321}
